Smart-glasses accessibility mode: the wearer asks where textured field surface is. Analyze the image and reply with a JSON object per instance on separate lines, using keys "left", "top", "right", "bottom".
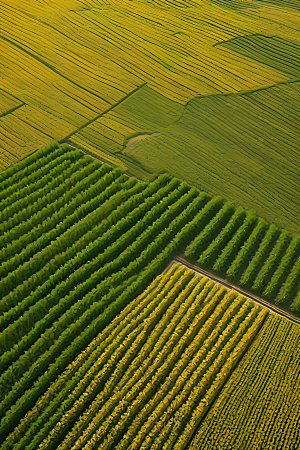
{"left": 0, "top": 140, "right": 236, "bottom": 444}
{"left": 1, "top": 0, "right": 300, "bottom": 232}
{"left": 190, "top": 313, "right": 300, "bottom": 450}
{"left": 0, "top": 262, "right": 267, "bottom": 450}
{"left": 185, "top": 201, "right": 300, "bottom": 311}
{"left": 87, "top": 81, "right": 300, "bottom": 234}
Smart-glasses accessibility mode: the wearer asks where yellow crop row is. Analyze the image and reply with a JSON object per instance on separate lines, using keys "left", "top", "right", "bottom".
{"left": 178, "top": 308, "right": 267, "bottom": 450}
{"left": 79, "top": 274, "right": 206, "bottom": 449}
{"left": 161, "top": 305, "right": 263, "bottom": 449}
{"left": 97, "top": 284, "right": 226, "bottom": 450}
{"left": 40, "top": 265, "right": 191, "bottom": 450}
{"left": 113, "top": 281, "right": 222, "bottom": 450}
{"left": 0, "top": 90, "right": 21, "bottom": 115}
{"left": 8, "top": 263, "right": 183, "bottom": 450}
{"left": 138, "top": 292, "right": 244, "bottom": 450}
{"left": 190, "top": 314, "right": 300, "bottom": 448}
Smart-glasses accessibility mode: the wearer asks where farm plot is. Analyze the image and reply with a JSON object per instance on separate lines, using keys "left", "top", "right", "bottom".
{"left": 0, "top": 139, "right": 240, "bottom": 444}
{"left": 1, "top": 0, "right": 298, "bottom": 167}
{"left": 185, "top": 201, "right": 300, "bottom": 310}
{"left": 219, "top": 34, "right": 300, "bottom": 78}
{"left": 190, "top": 314, "right": 300, "bottom": 450}
{"left": 0, "top": 262, "right": 267, "bottom": 450}
{"left": 118, "top": 81, "right": 300, "bottom": 234}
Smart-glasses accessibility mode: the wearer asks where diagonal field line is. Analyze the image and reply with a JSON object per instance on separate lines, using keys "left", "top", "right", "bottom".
{"left": 59, "top": 82, "right": 147, "bottom": 143}
{"left": 0, "top": 33, "right": 112, "bottom": 104}
{"left": 173, "top": 254, "right": 300, "bottom": 325}
{"left": 0, "top": 102, "right": 25, "bottom": 118}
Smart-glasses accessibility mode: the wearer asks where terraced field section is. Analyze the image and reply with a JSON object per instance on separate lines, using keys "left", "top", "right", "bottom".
{"left": 0, "top": 0, "right": 298, "bottom": 164}
{"left": 0, "top": 261, "right": 268, "bottom": 449}
{"left": 185, "top": 202, "right": 300, "bottom": 311}
{"left": 191, "top": 314, "right": 300, "bottom": 450}
{"left": 1, "top": 0, "right": 300, "bottom": 233}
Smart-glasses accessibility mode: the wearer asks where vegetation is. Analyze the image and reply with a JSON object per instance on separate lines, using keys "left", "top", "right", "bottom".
{"left": 0, "top": 262, "right": 267, "bottom": 449}
{"left": 1, "top": 0, "right": 300, "bottom": 447}
{"left": 111, "top": 82, "right": 300, "bottom": 234}
{"left": 1, "top": 0, "right": 300, "bottom": 234}
{"left": 0, "top": 140, "right": 229, "bottom": 443}
{"left": 190, "top": 314, "right": 300, "bottom": 449}
{"left": 185, "top": 204, "right": 300, "bottom": 310}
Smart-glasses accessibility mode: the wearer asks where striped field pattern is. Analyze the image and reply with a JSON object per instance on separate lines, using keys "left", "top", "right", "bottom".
{"left": 1, "top": 0, "right": 299, "bottom": 168}
{"left": 0, "top": 262, "right": 267, "bottom": 449}
{"left": 185, "top": 200, "right": 300, "bottom": 310}
{"left": 190, "top": 313, "right": 300, "bottom": 450}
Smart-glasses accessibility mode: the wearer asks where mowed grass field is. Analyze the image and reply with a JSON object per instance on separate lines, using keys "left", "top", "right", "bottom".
{"left": 1, "top": 0, "right": 300, "bottom": 232}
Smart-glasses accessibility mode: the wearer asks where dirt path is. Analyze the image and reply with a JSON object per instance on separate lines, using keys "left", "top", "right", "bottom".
{"left": 168, "top": 254, "right": 300, "bottom": 325}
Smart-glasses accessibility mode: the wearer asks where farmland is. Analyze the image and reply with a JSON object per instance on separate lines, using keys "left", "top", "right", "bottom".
{"left": 0, "top": 261, "right": 268, "bottom": 449}
{"left": 1, "top": 0, "right": 300, "bottom": 448}
{"left": 1, "top": 0, "right": 300, "bottom": 231}
{"left": 190, "top": 314, "right": 300, "bottom": 449}
{"left": 0, "top": 140, "right": 299, "bottom": 448}
{"left": 0, "top": 140, "right": 228, "bottom": 444}
{"left": 185, "top": 201, "right": 300, "bottom": 311}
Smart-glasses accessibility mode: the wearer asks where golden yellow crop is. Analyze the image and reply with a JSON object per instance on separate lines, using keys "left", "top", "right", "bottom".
{"left": 2, "top": 0, "right": 300, "bottom": 168}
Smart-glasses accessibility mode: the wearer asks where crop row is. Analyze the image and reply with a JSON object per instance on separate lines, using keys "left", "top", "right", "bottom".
{"left": 3, "top": 263, "right": 184, "bottom": 450}
{"left": 21, "top": 262, "right": 264, "bottom": 450}
{"left": 186, "top": 200, "right": 300, "bottom": 308}
{"left": 0, "top": 140, "right": 232, "bottom": 444}
{"left": 190, "top": 314, "right": 300, "bottom": 449}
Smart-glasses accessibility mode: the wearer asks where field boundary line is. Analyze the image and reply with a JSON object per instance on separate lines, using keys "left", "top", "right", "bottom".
{"left": 59, "top": 82, "right": 147, "bottom": 143}
{"left": 0, "top": 102, "right": 25, "bottom": 118}
{"left": 173, "top": 255, "right": 300, "bottom": 325}
{"left": 0, "top": 33, "right": 110, "bottom": 104}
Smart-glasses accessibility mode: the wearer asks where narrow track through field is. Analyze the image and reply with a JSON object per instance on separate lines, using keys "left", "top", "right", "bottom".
{"left": 170, "top": 254, "right": 300, "bottom": 325}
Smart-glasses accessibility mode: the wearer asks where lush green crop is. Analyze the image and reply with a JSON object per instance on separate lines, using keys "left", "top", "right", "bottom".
{"left": 186, "top": 205, "right": 300, "bottom": 309}
{"left": 2, "top": 261, "right": 265, "bottom": 450}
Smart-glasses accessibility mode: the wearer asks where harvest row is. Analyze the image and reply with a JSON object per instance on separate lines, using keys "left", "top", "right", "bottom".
{"left": 1, "top": 262, "right": 267, "bottom": 449}
{"left": 191, "top": 314, "right": 300, "bottom": 449}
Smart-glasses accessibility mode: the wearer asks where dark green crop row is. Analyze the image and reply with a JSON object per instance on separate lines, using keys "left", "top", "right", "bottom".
{"left": 0, "top": 137, "right": 299, "bottom": 447}
{"left": 186, "top": 200, "right": 300, "bottom": 309}
{"left": 0, "top": 140, "right": 215, "bottom": 444}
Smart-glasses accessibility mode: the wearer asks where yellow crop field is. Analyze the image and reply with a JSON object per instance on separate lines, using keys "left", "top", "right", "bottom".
{"left": 191, "top": 313, "right": 300, "bottom": 449}
{"left": 2, "top": 0, "right": 300, "bottom": 170}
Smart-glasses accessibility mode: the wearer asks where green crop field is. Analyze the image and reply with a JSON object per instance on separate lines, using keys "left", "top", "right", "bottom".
{"left": 1, "top": 0, "right": 300, "bottom": 448}
{"left": 185, "top": 202, "right": 300, "bottom": 311}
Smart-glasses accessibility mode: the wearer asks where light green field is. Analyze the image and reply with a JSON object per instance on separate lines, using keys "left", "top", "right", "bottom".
{"left": 70, "top": 81, "right": 300, "bottom": 234}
